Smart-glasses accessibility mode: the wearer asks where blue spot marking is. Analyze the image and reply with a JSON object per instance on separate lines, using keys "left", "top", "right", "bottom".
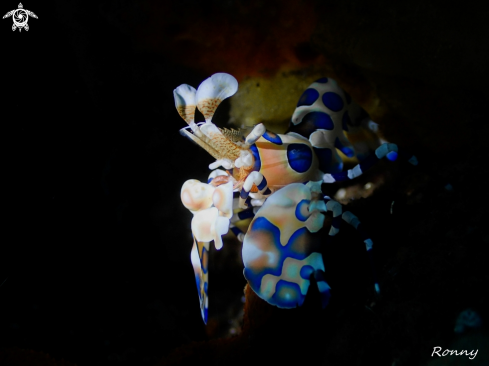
{"left": 250, "top": 144, "right": 261, "bottom": 172}
{"left": 272, "top": 281, "right": 302, "bottom": 308}
{"left": 204, "top": 281, "right": 208, "bottom": 296}
{"left": 194, "top": 274, "right": 201, "bottom": 295}
{"left": 322, "top": 92, "right": 344, "bottom": 112}
{"left": 330, "top": 171, "right": 349, "bottom": 181}
{"left": 315, "top": 269, "right": 326, "bottom": 282}
{"left": 287, "top": 143, "right": 313, "bottom": 173}
{"left": 244, "top": 218, "right": 312, "bottom": 279}
{"left": 263, "top": 188, "right": 271, "bottom": 195}
{"left": 297, "top": 88, "right": 319, "bottom": 107}
{"left": 387, "top": 151, "right": 398, "bottom": 161}
{"left": 295, "top": 199, "right": 310, "bottom": 222}
{"left": 341, "top": 147, "right": 354, "bottom": 157}
{"left": 243, "top": 217, "right": 322, "bottom": 308}
{"left": 203, "top": 308, "right": 208, "bottom": 324}
{"left": 230, "top": 226, "right": 242, "bottom": 236}
{"left": 262, "top": 131, "right": 283, "bottom": 145}
{"left": 300, "top": 265, "right": 314, "bottom": 279}
{"left": 342, "top": 111, "right": 351, "bottom": 131}
{"left": 334, "top": 137, "right": 354, "bottom": 157}
{"left": 315, "top": 77, "right": 328, "bottom": 83}
{"left": 240, "top": 189, "right": 249, "bottom": 199}
{"left": 302, "top": 111, "right": 334, "bottom": 130}
{"left": 313, "top": 269, "right": 331, "bottom": 308}
{"left": 318, "top": 282, "right": 331, "bottom": 308}
{"left": 201, "top": 247, "right": 208, "bottom": 274}
{"left": 257, "top": 177, "right": 268, "bottom": 191}
{"left": 238, "top": 208, "right": 255, "bottom": 220}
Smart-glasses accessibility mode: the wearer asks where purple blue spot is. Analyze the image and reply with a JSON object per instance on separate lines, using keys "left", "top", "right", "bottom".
{"left": 387, "top": 151, "right": 398, "bottom": 161}
{"left": 272, "top": 281, "right": 302, "bottom": 308}
{"left": 194, "top": 274, "right": 201, "bottom": 294}
{"left": 334, "top": 137, "right": 354, "bottom": 158}
{"left": 316, "top": 283, "right": 331, "bottom": 308}
{"left": 201, "top": 247, "right": 209, "bottom": 274}
{"left": 287, "top": 143, "right": 313, "bottom": 173}
{"left": 257, "top": 177, "right": 268, "bottom": 191}
{"left": 322, "top": 92, "right": 344, "bottom": 112}
{"left": 315, "top": 269, "right": 326, "bottom": 282}
{"left": 295, "top": 199, "right": 310, "bottom": 222}
{"left": 230, "top": 226, "right": 243, "bottom": 237}
{"left": 250, "top": 144, "right": 261, "bottom": 171}
{"left": 297, "top": 88, "right": 319, "bottom": 107}
{"left": 303, "top": 111, "right": 334, "bottom": 130}
{"left": 314, "top": 269, "right": 332, "bottom": 307}
{"left": 203, "top": 308, "right": 208, "bottom": 324}
{"left": 263, "top": 131, "right": 283, "bottom": 145}
{"left": 238, "top": 208, "right": 255, "bottom": 220}
{"left": 300, "top": 265, "right": 314, "bottom": 279}
{"left": 330, "top": 170, "right": 349, "bottom": 181}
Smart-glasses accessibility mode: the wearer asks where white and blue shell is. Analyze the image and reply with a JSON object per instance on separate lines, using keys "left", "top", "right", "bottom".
{"left": 242, "top": 182, "right": 331, "bottom": 308}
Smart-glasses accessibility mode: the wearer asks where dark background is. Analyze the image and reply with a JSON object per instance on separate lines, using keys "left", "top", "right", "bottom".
{"left": 2, "top": 1, "right": 219, "bottom": 365}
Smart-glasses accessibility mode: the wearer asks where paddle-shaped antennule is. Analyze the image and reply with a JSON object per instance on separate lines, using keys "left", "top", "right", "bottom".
{"left": 175, "top": 83, "right": 217, "bottom": 154}
{"left": 175, "top": 73, "right": 244, "bottom": 170}
{"left": 196, "top": 73, "right": 238, "bottom": 122}
{"left": 174, "top": 84, "right": 197, "bottom": 125}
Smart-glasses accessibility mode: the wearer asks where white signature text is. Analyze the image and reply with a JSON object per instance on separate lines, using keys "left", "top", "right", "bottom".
{"left": 432, "top": 347, "right": 478, "bottom": 360}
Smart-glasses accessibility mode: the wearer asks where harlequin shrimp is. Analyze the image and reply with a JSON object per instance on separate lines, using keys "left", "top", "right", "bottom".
{"left": 175, "top": 73, "right": 417, "bottom": 323}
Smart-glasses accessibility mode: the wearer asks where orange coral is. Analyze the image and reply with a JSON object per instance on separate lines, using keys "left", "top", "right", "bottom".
{"left": 121, "top": 0, "right": 324, "bottom": 80}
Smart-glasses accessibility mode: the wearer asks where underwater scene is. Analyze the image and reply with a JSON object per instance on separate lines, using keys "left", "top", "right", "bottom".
{"left": 2, "top": 1, "right": 488, "bottom": 365}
